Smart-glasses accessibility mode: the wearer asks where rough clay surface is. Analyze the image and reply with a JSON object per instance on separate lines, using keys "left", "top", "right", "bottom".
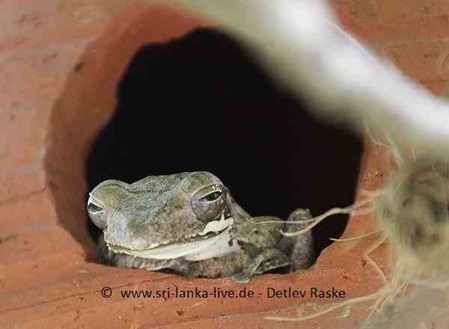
{"left": 1, "top": 0, "right": 449, "bottom": 328}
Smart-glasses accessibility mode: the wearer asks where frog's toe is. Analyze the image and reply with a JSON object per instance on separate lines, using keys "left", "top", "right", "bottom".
{"left": 280, "top": 208, "right": 315, "bottom": 271}
{"left": 288, "top": 208, "right": 313, "bottom": 222}
{"left": 237, "top": 248, "right": 290, "bottom": 281}
{"left": 255, "top": 253, "right": 290, "bottom": 274}
{"left": 232, "top": 272, "right": 251, "bottom": 284}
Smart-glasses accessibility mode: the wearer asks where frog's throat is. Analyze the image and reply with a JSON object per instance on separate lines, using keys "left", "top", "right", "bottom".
{"left": 107, "top": 213, "right": 238, "bottom": 260}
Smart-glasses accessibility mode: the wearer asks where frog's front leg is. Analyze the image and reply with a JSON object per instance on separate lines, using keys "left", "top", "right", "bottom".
{"left": 232, "top": 248, "right": 290, "bottom": 284}
{"left": 170, "top": 250, "right": 289, "bottom": 283}
{"left": 170, "top": 252, "right": 251, "bottom": 279}
{"left": 279, "top": 208, "right": 315, "bottom": 271}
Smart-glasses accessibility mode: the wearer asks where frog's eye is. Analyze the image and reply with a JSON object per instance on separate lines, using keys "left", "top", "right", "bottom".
{"left": 192, "top": 184, "right": 227, "bottom": 221}
{"left": 88, "top": 202, "right": 103, "bottom": 213}
{"left": 200, "top": 190, "right": 223, "bottom": 202}
{"left": 87, "top": 196, "right": 107, "bottom": 229}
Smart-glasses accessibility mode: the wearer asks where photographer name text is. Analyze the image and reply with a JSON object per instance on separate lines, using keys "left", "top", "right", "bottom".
{"left": 105, "top": 286, "right": 346, "bottom": 300}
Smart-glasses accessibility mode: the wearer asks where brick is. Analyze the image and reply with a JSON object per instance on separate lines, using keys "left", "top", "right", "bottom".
{"left": 380, "top": 40, "right": 449, "bottom": 81}
{"left": 0, "top": 44, "right": 89, "bottom": 173}
{"left": 0, "top": 224, "right": 84, "bottom": 265}
{"left": 0, "top": 44, "right": 91, "bottom": 175}
{"left": 422, "top": 80, "right": 449, "bottom": 95}
{"left": 0, "top": 166, "right": 46, "bottom": 204}
{"left": 338, "top": 11, "right": 449, "bottom": 44}
{"left": 0, "top": 0, "right": 127, "bottom": 53}
{"left": 0, "top": 41, "right": 89, "bottom": 105}
{"left": 402, "top": 0, "right": 449, "bottom": 19}
{"left": 158, "top": 305, "right": 369, "bottom": 329}
{"left": 0, "top": 261, "right": 377, "bottom": 329}
{"left": 332, "top": 0, "right": 380, "bottom": 23}
{"left": 0, "top": 189, "right": 57, "bottom": 236}
{"left": 0, "top": 142, "right": 44, "bottom": 174}
{"left": 0, "top": 250, "right": 87, "bottom": 295}
{"left": 0, "top": 265, "right": 172, "bottom": 325}
{"left": 0, "top": 98, "right": 53, "bottom": 172}
{"left": 376, "top": 0, "right": 405, "bottom": 22}
{"left": 357, "top": 142, "right": 393, "bottom": 191}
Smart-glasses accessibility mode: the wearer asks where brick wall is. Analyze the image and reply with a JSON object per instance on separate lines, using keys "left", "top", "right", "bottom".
{"left": 0, "top": 1, "right": 447, "bottom": 328}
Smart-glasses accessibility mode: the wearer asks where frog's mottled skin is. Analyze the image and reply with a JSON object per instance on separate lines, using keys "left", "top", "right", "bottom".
{"left": 88, "top": 172, "right": 314, "bottom": 283}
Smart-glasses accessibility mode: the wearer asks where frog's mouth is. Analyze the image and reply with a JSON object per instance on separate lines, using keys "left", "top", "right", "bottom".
{"left": 107, "top": 212, "right": 239, "bottom": 261}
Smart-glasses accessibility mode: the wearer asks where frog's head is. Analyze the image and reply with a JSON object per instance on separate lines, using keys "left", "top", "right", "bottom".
{"left": 87, "top": 172, "right": 236, "bottom": 260}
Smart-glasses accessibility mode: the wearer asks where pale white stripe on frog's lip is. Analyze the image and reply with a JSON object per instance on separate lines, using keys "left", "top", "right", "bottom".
{"left": 198, "top": 212, "right": 233, "bottom": 236}
{"left": 183, "top": 228, "right": 241, "bottom": 261}
{"left": 110, "top": 223, "right": 238, "bottom": 260}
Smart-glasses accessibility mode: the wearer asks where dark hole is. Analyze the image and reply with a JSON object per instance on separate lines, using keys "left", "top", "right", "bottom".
{"left": 86, "top": 28, "right": 363, "bottom": 263}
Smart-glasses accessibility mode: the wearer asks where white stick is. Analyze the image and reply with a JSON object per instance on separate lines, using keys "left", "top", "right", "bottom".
{"left": 157, "top": 0, "right": 449, "bottom": 158}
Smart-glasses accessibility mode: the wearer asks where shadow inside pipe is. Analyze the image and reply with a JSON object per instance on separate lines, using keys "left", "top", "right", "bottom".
{"left": 86, "top": 28, "right": 363, "bottom": 264}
